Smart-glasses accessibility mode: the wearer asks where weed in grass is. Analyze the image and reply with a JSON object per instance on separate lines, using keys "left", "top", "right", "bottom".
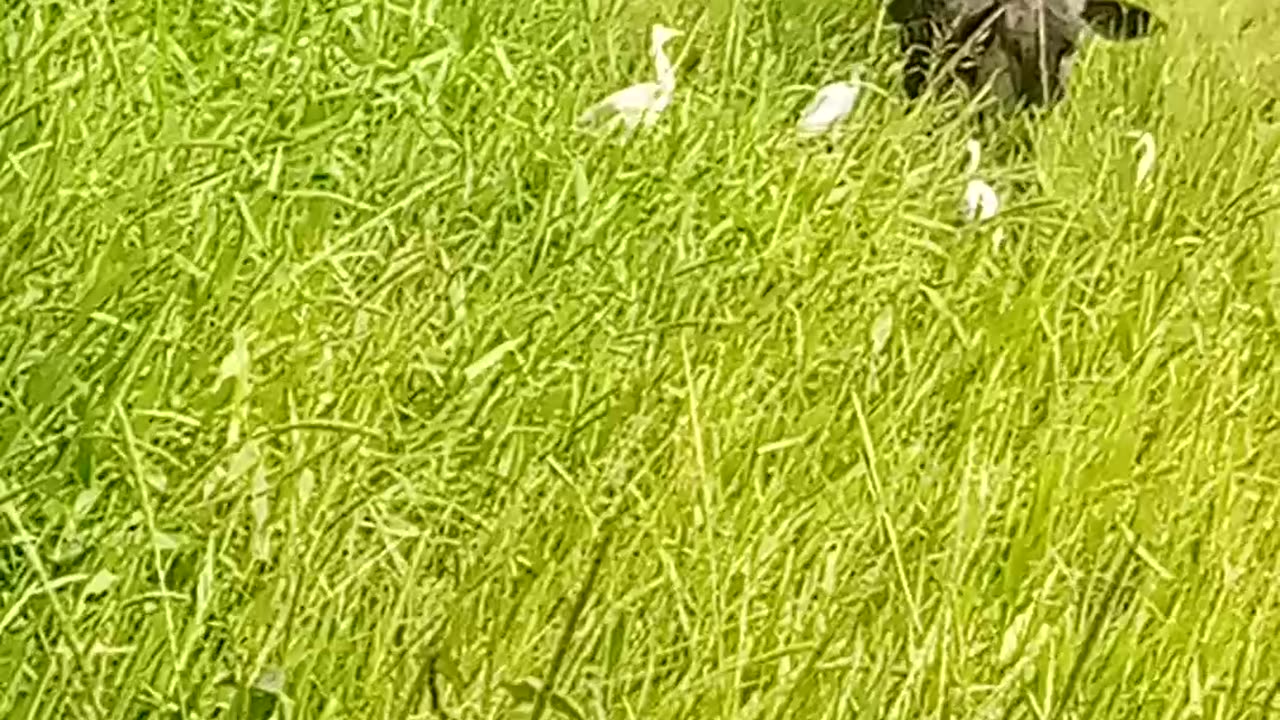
{"left": 2, "top": 0, "right": 1280, "bottom": 718}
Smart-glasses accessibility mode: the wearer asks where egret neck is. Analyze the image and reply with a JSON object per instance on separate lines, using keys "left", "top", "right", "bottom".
{"left": 964, "top": 139, "right": 982, "bottom": 176}
{"left": 651, "top": 26, "right": 680, "bottom": 92}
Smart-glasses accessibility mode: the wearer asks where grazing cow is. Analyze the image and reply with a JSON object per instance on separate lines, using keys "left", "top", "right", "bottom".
{"left": 886, "top": 0, "right": 1160, "bottom": 108}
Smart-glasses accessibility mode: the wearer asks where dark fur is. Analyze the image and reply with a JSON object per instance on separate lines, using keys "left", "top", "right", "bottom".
{"left": 886, "top": 0, "right": 1161, "bottom": 108}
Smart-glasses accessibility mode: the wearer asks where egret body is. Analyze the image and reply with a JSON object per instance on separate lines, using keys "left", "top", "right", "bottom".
{"left": 797, "top": 69, "right": 865, "bottom": 137}
{"left": 577, "top": 25, "right": 684, "bottom": 134}
{"left": 962, "top": 139, "right": 1000, "bottom": 221}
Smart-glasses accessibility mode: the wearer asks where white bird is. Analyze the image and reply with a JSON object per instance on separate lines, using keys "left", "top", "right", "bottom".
{"left": 796, "top": 68, "right": 865, "bottom": 137}
{"left": 1127, "top": 130, "right": 1156, "bottom": 187}
{"left": 577, "top": 24, "right": 684, "bottom": 135}
{"left": 962, "top": 139, "right": 1000, "bottom": 222}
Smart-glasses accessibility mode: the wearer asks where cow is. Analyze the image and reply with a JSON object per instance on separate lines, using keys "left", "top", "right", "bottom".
{"left": 886, "top": 0, "right": 1161, "bottom": 109}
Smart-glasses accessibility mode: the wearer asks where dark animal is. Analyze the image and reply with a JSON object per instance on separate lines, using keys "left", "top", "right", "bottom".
{"left": 886, "top": 0, "right": 1160, "bottom": 108}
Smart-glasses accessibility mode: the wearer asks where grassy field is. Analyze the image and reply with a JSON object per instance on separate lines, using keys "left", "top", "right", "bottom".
{"left": 3, "top": 0, "right": 1280, "bottom": 716}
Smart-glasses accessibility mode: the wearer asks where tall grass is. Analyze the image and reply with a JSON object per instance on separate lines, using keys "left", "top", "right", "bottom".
{"left": 2, "top": 0, "right": 1279, "bottom": 717}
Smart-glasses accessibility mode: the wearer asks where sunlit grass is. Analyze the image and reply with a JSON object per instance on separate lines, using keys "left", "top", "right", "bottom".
{"left": 2, "top": 0, "right": 1280, "bottom": 717}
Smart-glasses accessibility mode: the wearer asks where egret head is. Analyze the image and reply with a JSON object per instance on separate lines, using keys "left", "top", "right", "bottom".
{"left": 1125, "top": 129, "right": 1154, "bottom": 151}
{"left": 651, "top": 24, "right": 683, "bottom": 47}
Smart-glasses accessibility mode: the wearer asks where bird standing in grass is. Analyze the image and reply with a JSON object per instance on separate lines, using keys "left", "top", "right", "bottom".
{"left": 577, "top": 24, "right": 684, "bottom": 136}
{"left": 962, "top": 139, "right": 1000, "bottom": 222}
{"left": 961, "top": 138, "right": 1004, "bottom": 250}
{"left": 1128, "top": 130, "right": 1156, "bottom": 186}
{"left": 796, "top": 68, "right": 866, "bottom": 138}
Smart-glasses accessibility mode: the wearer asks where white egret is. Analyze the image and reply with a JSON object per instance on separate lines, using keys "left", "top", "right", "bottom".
{"left": 577, "top": 24, "right": 684, "bottom": 135}
{"left": 1127, "top": 130, "right": 1156, "bottom": 186}
{"left": 796, "top": 67, "right": 867, "bottom": 137}
{"left": 962, "top": 139, "right": 1000, "bottom": 222}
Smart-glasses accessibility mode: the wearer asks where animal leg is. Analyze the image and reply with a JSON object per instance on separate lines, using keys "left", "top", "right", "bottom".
{"left": 900, "top": 19, "right": 934, "bottom": 100}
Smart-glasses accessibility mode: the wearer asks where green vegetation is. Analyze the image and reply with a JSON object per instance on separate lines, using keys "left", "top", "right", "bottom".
{"left": 3, "top": 0, "right": 1280, "bottom": 716}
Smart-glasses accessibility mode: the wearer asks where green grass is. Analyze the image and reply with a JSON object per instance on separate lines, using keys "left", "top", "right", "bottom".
{"left": 3, "top": 0, "right": 1280, "bottom": 717}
